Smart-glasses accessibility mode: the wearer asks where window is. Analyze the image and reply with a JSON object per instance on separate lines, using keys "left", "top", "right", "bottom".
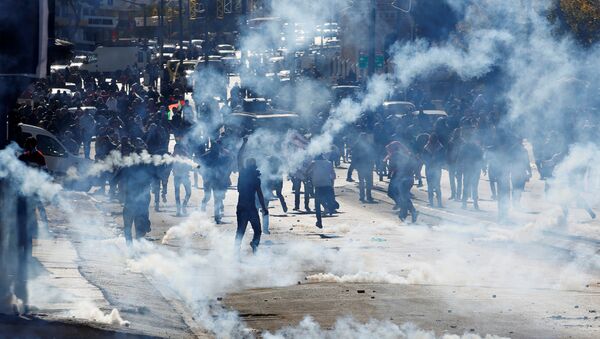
{"left": 37, "top": 135, "right": 66, "bottom": 157}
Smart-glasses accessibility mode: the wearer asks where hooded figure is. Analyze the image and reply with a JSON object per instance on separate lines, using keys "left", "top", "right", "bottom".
{"left": 235, "top": 137, "right": 268, "bottom": 253}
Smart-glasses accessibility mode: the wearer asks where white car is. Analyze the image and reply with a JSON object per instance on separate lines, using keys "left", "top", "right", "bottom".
{"left": 68, "top": 55, "right": 88, "bottom": 71}
{"left": 18, "top": 124, "right": 94, "bottom": 191}
{"left": 216, "top": 44, "right": 236, "bottom": 58}
{"left": 191, "top": 39, "right": 204, "bottom": 48}
{"left": 50, "top": 62, "right": 69, "bottom": 73}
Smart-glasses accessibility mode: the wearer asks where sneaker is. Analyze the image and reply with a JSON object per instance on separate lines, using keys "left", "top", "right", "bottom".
{"left": 315, "top": 221, "right": 323, "bottom": 229}
{"left": 263, "top": 228, "right": 271, "bottom": 235}
{"left": 346, "top": 178, "right": 355, "bottom": 182}
{"left": 154, "top": 204, "right": 160, "bottom": 212}
{"left": 162, "top": 196, "right": 167, "bottom": 203}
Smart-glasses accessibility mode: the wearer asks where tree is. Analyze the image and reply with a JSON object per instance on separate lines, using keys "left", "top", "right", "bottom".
{"left": 550, "top": 0, "right": 600, "bottom": 46}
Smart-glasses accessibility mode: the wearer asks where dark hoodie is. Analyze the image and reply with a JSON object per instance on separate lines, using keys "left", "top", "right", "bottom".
{"left": 237, "top": 165, "right": 262, "bottom": 210}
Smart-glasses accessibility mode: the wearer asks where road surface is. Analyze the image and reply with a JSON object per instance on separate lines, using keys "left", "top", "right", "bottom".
{"left": 26, "top": 154, "right": 600, "bottom": 338}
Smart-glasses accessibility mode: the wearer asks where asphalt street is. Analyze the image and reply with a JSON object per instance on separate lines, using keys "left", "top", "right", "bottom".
{"left": 29, "top": 155, "right": 600, "bottom": 338}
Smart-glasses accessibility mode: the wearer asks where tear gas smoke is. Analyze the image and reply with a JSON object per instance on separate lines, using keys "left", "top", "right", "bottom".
{"left": 263, "top": 316, "right": 508, "bottom": 339}
{"left": 5, "top": 0, "right": 600, "bottom": 337}
{"left": 84, "top": 150, "right": 199, "bottom": 178}
{"left": 69, "top": 302, "right": 130, "bottom": 327}
{"left": 0, "top": 145, "right": 130, "bottom": 326}
{"left": 0, "top": 144, "right": 61, "bottom": 200}
{"left": 129, "top": 214, "right": 516, "bottom": 338}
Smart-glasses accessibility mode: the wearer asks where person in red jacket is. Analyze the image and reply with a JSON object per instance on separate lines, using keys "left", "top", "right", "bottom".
{"left": 18, "top": 137, "right": 46, "bottom": 169}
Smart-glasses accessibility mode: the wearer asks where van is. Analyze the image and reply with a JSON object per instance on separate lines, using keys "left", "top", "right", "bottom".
{"left": 79, "top": 45, "right": 151, "bottom": 74}
{"left": 18, "top": 124, "right": 94, "bottom": 191}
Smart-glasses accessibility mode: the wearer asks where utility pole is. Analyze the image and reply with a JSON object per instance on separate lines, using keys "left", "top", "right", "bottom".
{"left": 367, "top": 0, "right": 376, "bottom": 77}
{"left": 179, "top": 0, "right": 184, "bottom": 63}
{"left": 143, "top": 4, "right": 147, "bottom": 31}
{"left": 240, "top": 0, "right": 247, "bottom": 70}
{"left": 48, "top": 0, "right": 55, "bottom": 77}
{"left": 159, "top": 0, "right": 164, "bottom": 65}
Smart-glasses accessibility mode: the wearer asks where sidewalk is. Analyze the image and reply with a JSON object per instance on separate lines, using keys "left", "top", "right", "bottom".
{"left": 0, "top": 313, "right": 154, "bottom": 339}
{"left": 27, "top": 191, "right": 198, "bottom": 338}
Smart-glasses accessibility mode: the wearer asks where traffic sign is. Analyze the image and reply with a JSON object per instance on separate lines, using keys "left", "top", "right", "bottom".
{"left": 375, "top": 55, "right": 385, "bottom": 68}
{"left": 358, "top": 55, "right": 368, "bottom": 69}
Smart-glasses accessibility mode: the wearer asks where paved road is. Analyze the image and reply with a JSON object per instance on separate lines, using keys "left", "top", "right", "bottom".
{"left": 26, "top": 73, "right": 600, "bottom": 338}
{"left": 30, "top": 153, "right": 600, "bottom": 338}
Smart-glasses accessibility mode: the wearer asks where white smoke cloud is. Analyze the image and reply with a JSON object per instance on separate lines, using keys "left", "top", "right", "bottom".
{"left": 264, "top": 316, "right": 508, "bottom": 339}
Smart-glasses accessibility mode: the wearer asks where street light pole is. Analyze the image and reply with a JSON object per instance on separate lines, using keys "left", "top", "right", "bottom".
{"left": 367, "top": 0, "right": 376, "bottom": 77}
{"left": 143, "top": 4, "right": 147, "bottom": 31}
{"left": 179, "top": 0, "right": 184, "bottom": 63}
{"left": 159, "top": 0, "right": 164, "bottom": 65}
{"left": 241, "top": 0, "right": 247, "bottom": 70}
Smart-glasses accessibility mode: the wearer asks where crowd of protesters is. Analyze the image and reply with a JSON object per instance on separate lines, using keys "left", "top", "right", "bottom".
{"left": 10, "top": 67, "right": 218, "bottom": 243}
{"left": 9, "top": 61, "right": 598, "bottom": 253}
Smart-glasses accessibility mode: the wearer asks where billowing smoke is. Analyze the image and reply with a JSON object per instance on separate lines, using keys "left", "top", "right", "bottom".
{"left": 5, "top": 0, "right": 600, "bottom": 337}
{"left": 264, "top": 316, "right": 507, "bottom": 339}
{"left": 0, "top": 144, "right": 130, "bottom": 325}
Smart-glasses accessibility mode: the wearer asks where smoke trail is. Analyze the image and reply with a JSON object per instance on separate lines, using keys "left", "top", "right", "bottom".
{"left": 84, "top": 150, "right": 199, "bottom": 178}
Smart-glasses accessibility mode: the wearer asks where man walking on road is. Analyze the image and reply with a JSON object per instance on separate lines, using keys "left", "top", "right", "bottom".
{"left": 116, "top": 141, "right": 153, "bottom": 245}
{"left": 387, "top": 141, "right": 419, "bottom": 223}
{"left": 172, "top": 144, "right": 193, "bottom": 217}
{"left": 423, "top": 133, "right": 445, "bottom": 208}
{"left": 309, "top": 153, "right": 337, "bottom": 229}
{"left": 235, "top": 137, "right": 268, "bottom": 254}
{"left": 352, "top": 132, "right": 375, "bottom": 203}
{"left": 458, "top": 127, "right": 484, "bottom": 210}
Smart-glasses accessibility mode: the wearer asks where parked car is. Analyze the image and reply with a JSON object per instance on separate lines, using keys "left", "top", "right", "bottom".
{"left": 18, "top": 123, "right": 95, "bottom": 191}
{"left": 331, "top": 85, "right": 361, "bottom": 103}
{"left": 383, "top": 101, "right": 416, "bottom": 117}
{"left": 216, "top": 44, "right": 236, "bottom": 58}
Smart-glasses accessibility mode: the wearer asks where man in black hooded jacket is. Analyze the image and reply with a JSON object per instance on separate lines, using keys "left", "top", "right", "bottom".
{"left": 235, "top": 137, "right": 268, "bottom": 253}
